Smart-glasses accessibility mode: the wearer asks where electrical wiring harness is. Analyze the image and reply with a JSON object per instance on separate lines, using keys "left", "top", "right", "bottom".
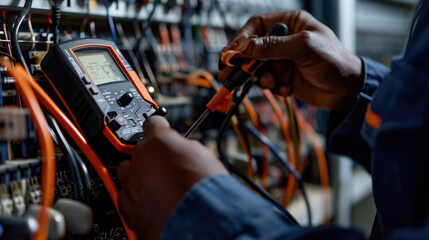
{"left": 186, "top": 70, "right": 331, "bottom": 226}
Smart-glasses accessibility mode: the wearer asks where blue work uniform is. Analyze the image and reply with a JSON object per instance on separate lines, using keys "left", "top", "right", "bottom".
{"left": 161, "top": 0, "right": 429, "bottom": 239}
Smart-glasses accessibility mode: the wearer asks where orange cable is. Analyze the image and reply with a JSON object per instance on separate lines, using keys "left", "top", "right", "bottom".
{"left": 17, "top": 63, "right": 137, "bottom": 239}
{"left": 242, "top": 98, "right": 270, "bottom": 189}
{"left": 1, "top": 60, "right": 55, "bottom": 240}
{"left": 290, "top": 99, "right": 330, "bottom": 225}
{"left": 242, "top": 98, "right": 258, "bottom": 126}
{"left": 262, "top": 90, "right": 297, "bottom": 207}
{"left": 63, "top": 30, "right": 72, "bottom": 40}
{"left": 46, "top": 15, "right": 52, "bottom": 51}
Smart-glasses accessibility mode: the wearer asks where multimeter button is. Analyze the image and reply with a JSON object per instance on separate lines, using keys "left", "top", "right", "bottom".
{"left": 122, "top": 129, "right": 131, "bottom": 135}
{"left": 153, "top": 106, "right": 168, "bottom": 117}
{"left": 131, "top": 128, "right": 139, "bottom": 133}
{"left": 117, "top": 92, "right": 134, "bottom": 107}
{"left": 127, "top": 119, "right": 137, "bottom": 127}
{"left": 82, "top": 76, "right": 91, "bottom": 84}
{"left": 108, "top": 120, "right": 121, "bottom": 131}
{"left": 107, "top": 111, "right": 117, "bottom": 119}
{"left": 89, "top": 87, "right": 99, "bottom": 95}
{"left": 108, "top": 116, "right": 125, "bottom": 131}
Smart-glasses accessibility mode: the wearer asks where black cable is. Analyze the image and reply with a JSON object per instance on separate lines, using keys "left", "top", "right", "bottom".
{"left": 142, "top": 0, "right": 159, "bottom": 34}
{"left": 46, "top": 114, "right": 91, "bottom": 204}
{"left": 103, "top": 0, "right": 117, "bottom": 43}
{"left": 47, "top": 115, "right": 83, "bottom": 201}
{"left": 47, "top": 114, "right": 91, "bottom": 203}
{"left": 299, "top": 181, "right": 312, "bottom": 227}
{"left": 51, "top": 5, "right": 60, "bottom": 44}
{"left": 46, "top": 113, "right": 91, "bottom": 203}
{"left": 216, "top": 80, "right": 298, "bottom": 225}
{"left": 72, "top": 146, "right": 91, "bottom": 204}
{"left": 11, "top": 0, "right": 33, "bottom": 74}
{"left": 213, "top": 0, "right": 236, "bottom": 33}
{"left": 133, "top": 0, "right": 159, "bottom": 53}
{"left": 244, "top": 122, "right": 312, "bottom": 226}
{"left": 136, "top": 0, "right": 166, "bottom": 72}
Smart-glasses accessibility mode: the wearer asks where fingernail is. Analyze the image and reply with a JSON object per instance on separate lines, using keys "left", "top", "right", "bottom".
{"left": 238, "top": 39, "right": 254, "bottom": 55}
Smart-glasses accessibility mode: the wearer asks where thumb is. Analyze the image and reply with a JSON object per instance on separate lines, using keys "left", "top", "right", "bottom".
{"left": 117, "top": 160, "right": 131, "bottom": 184}
{"left": 239, "top": 31, "right": 309, "bottom": 61}
{"left": 143, "top": 115, "right": 170, "bottom": 137}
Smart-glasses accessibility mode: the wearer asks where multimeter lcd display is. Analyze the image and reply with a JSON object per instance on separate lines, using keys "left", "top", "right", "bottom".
{"left": 75, "top": 50, "right": 128, "bottom": 85}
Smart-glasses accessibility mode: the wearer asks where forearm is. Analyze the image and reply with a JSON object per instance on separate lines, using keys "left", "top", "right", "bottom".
{"left": 161, "top": 174, "right": 363, "bottom": 240}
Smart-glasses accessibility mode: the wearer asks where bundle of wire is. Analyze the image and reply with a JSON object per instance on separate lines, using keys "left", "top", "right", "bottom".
{"left": 262, "top": 90, "right": 298, "bottom": 207}
{"left": 285, "top": 98, "right": 330, "bottom": 225}
{"left": 47, "top": 115, "right": 91, "bottom": 204}
{"left": 2, "top": 60, "right": 55, "bottom": 240}
{"left": 185, "top": 72, "right": 313, "bottom": 225}
{"left": 184, "top": 48, "right": 325, "bottom": 225}
{"left": 4, "top": 1, "right": 136, "bottom": 236}
{"left": 186, "top": 72, "right": 268, "bottom": 182}
{"left": 214, "top": 79, "right": 299, "bottom": 225}
{"left": 244, "top": 122, "right": 312, "bottom": 226}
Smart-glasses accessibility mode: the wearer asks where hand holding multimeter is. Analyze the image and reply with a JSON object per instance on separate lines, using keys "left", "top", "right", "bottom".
{"left": 41, "top": 39, "right": 165, "bottom": 163}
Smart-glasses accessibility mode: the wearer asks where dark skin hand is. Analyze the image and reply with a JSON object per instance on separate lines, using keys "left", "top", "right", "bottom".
{"left": 118, "top": 116, "right": 227, "bottom": 240}
{"left": 219, "top": 10, "right": 364, "bottom": 111}
{"left": 118, "top": 10, "right": 365, "bottom": 240}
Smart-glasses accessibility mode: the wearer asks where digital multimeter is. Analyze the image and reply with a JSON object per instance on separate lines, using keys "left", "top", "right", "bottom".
{"left": 41, "top": 39, "right": 161, "bottom": 163}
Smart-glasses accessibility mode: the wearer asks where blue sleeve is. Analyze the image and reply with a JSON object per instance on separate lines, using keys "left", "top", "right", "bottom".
{"left": 161, "top": 174, "right": 364, "bottom": 240}
{"left": 327, "top": 57, "right": 390, "bottom": 172}
{"left": 360, "top": 1, "right": 429, "bottom": 238}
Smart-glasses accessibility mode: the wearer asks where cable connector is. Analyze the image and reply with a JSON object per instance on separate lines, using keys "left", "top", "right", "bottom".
{"left": 205, "top": 86, "right": 234, "bottom": 114}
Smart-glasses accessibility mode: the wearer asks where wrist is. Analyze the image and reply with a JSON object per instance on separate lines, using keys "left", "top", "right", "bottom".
{"left": 339, "top": 52, "right": 365, "bottom": 111}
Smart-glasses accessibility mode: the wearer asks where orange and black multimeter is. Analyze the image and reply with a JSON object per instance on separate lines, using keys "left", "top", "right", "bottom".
{"left": 41, "top": 39, "right": 164, "bottom": 163}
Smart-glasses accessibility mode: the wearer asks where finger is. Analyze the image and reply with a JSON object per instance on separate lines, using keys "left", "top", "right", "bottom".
{"left": 260, "top": 60, "right": 294, "bottom": 96}
{"left": 239, "top": 32, "right": 310, "bottom": 61}
{"left": 118, "top": 190, "right": 138, "bottom": 231}
{"left": 219, "top": 31, "right": 309, "bottom": 71}
{"left": 117, "top": 160, "right": 131, "bottom": 184}
{"left": 143, "top": 115, "right": 170, "bottom": 136}
{"left": 217, "top": 66, "right": 234, "bottom": 83}
{"left": 257, "top": 72, "right": 276, "bottom": 89}
{"left": 279, "top": 85, "right": 293, "bottom": 96}
{"left": 226, "top": 12, "right": 287, "bottom": 49}
{"left": 218, "top": 11, "right": 301, "bottom": 71}
{"left": 224, "top": 11, "right": 313, "bottom": 51}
